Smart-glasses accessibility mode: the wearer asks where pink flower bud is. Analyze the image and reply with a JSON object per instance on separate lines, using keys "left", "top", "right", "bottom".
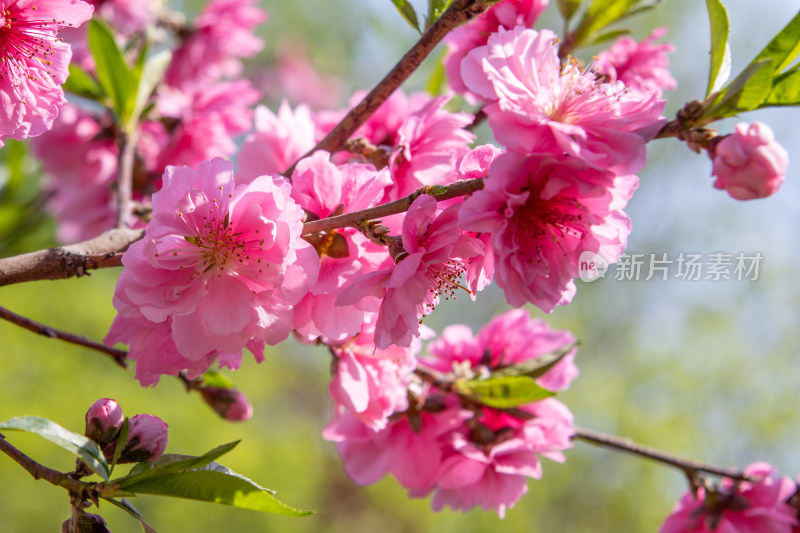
{"left": 61, "top": 512, "right": 110, "bottom": 533}
{"left": 200, "top": 387, "right": 253, "bottom": 422}
{"left": 84, "top": 398, "right": 124, "bottom": 446}
{"left": 120, "top": 414, "right": 169, "bottom": 463}
{"left": 711, "top": 122, "right": 788, "bottom": 200}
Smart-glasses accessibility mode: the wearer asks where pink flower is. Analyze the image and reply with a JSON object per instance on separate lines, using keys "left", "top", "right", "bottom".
{"left": 120, "top": 414, "right": 169, "bottom": 463}
{"left": 90, "top": 0, "right": 155, "bottom": 36}
{"left": 85, "top": 398, "right": 124, "bottom": 446}
{"left": 0, "top": 0, "right": 93, "bottom": 147}
{"left": 238, "top": 102, "right": 318, "bottom": 183}
{"left": 290, "top": 152, "right": 393, "bottom": 342}
{"left": 710, "top": 122, "right": 788, "bottom": 201}
{"left": 337, "top": 195, "right": 484, "bottom": 349}
{"left": 595, "top": 28, "right": 677, "bottom": 98}
{"left": 459, "top": 151, "right": 637, "bottom": 312}
{"left": 327, "top": 320, "right": 418, "bottom": 431}
{"left": 425, "top": 309, "right": 578, "bottom": 392}
{"left": 200, "top": 386, "right": 254, "bottom": 422}
{"left": 660, "top": 463, "right": 798, "bottom": 533}
{"left": 165, "top": 0, "right": 265, "bottom": 86}
{"left": 107, "top": 158, "right": 318, "bottom": 382}
{"left": 461, "top": 26, "right": 665, "bottom": 174}
{"left": 444, "top": 0, "right": 548, "bottom": 98}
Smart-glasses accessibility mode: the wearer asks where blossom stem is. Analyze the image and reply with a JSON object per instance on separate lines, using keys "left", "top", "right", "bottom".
{"left": 0, "top": 306, "right": 128, "bottom": 368}
{"left": 572, "top": 426, "right": 750, "bottom": 481}
{"left": 115, "top": 129, "right": 139, "bottom": 229}
{"left": 283, "top": 0, "right": 500, "bottom": 177}
{"left": 0, "top": 434, "right": 88, "bottom": 493}
{"left": 302, "top": 178, "right": 484, "bottom": 235}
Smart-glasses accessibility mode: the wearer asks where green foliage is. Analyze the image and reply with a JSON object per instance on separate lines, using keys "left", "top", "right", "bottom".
{"left": 63, "top": 64, "right": 104, "bottom": 101}
{"left": 88, "top": 19, "right": 138, "bottom": 127}
{"left": 557, "top": 0, "right": 583, "bottom": 23}
{"left": 455, "top": 376, "right": 555, "bottom": 409}
{"left": 764, "top": 70, "right": 800, "bottom": 106}
{"left": 570, "top": 0, "right": 658, "bottom": 47}
{"left": 705, "top": 0, "right": 730, "bottom": 96}
{"left": 426, "top": 0, "right": 455, "bottom": 29}
{"left": 0, "top": 416, "right": 111, "bottom": 481}
{"left": 103, "top": 498, "right": 157, "bottom": 533}
{"left": 390, "top": 0, "right": 421, "bottom": 33}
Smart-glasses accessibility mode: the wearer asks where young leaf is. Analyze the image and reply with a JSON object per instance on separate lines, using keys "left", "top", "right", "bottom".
{"left": 706, "top": 59, "right": 774, "bottom": 117}
{"left": 63, "top": 64, "right": 104, "bottom": 101}
{"left": 705, "top": 0, "right": 731, "bottom": 96}
{"left": 425, "top": 51, "right": 447, "bottom": 96}
{"left": 572, "top": 0, "right": 638, "bottom": 46}
{"left": 391, "top": 0, "right": 421, "bottom": 33}
{"left": 493, "top": 344, "right": 577, "bottom": 379}
{"left": 456, "top": 376, "right": 555, "bottom": 409}
{"left": 0, "top": 416, "right": 110, "bottom": 481}
{"left": 116, "top": 441, "right": 240, "bottom": 485}
{"left": 118, "top": 469, "right": 312, "bottom": 517}
{"left": 102, "top": 498, "right": 158, "bottom": 533}
{"left": 201, "top": 370, "right": 235, "bottom": 390}
{"left": 130, "top": 49, "right": 172, "bottom": 126}
{"left": 763, "top": 70, "right": 800, "bottom": 106}
{"left": 427, "top": 0, "right": 455, "bottom": 29}
{"left": 110, "top": 418, "right": 130, "bottom": 475}
{"left": 557, "top": 0, "right": 583, "bottom": 23}
{"left": 87, "top": 19, "right": 136, "bottom": 126}
{"left": 752, "top": 10, "right": 800, "bottom": 73}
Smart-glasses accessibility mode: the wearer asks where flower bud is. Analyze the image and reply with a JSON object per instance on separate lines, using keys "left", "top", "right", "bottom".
{"left": 61, "top": 512, "right": 110, "bottom": 533}
{"left": 119, "top": 414, "right": 168, "bottom": 463}
{"left": 710, "top": 122, "right": 788, "bottom": 200}
{"left": 200, "top": 386, "right": 253, "bottom": 422}
{"left": 84, "top": 398, "right": 124, "bottom": 446}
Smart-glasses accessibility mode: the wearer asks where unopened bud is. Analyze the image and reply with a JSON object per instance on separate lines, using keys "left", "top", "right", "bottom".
{"left": 61, "top": 512, "right": 110, "bottom": 533}
{"left": 119, "top": 414, "right": 168, "bottom": 463}
{"left": 200, "top": 386, "right": 253, "bottom": 422}
{"left": 84, "top": 398, "right": 124, "bottom": 446}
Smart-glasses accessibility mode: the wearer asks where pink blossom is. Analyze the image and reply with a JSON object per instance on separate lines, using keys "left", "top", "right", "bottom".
{"left": 85, "top": 398, "right": 124, "bottom": 446}
{"left": 0, "top": 0, "right": 93, "bottom": 147}
{"left": 107, "top": 158, "right": 318, "bottom": 382}
{"left": 458, "top": 151, "right": 637, "bottom": 312}
{"left": 444, "top": 0, "right": 548, "bottom": 97}
{"left": 89, "top": 0, "right": 156, "bottom": 36}
{"left": 165, "top": 0, "right": 265, "bottom": 86}
{"left": 710, "top": 122, "right": 788, "bottom": 201}
{"left": 462, "top": 26, "right": 665, "bottom": 174}
{"left": 121, "top": 414, "right": 169, "bottom": 462}
{"left": 425, "top": 309, "right": 578, "bottom": 392}
{"left": 327, "top": 319, "right": 418, "bottom": 431}
{"left": 596, "top": 28, "right": 677, "bottom": 98}
{"left": 337, "top": 195, "right": 484, "bottom": 349}
{"left": 290, "top": 152, "right": 393, "bottom": 342}
{"left": 238, "top": 102, "right": 318, "bottom": 183}
{"left": 660, "top": 463, "right": 798, "bottom": 533}
{"left": 259, "top": 40, "right": 344, "bottom": 109}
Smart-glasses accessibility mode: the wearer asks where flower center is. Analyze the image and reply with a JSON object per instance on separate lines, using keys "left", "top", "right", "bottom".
{"left": 0, "top": 7, "right": 61, "bottom": 86}
{"left": 420, "top": 259, "right": 471, "bottom": 322}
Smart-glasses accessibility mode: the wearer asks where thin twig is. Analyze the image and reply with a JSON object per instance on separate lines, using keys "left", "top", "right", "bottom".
{"left": 283, "top": 0, "right": 499, "bottom": 177}
{"left": 302, "top": 178, "right": 484, "bottom": 235}
{"left": 572, "top": 426, "right": 750, "bottom": 481}
{"left": 0, "top": 306, "right": 128, "bottom": 368}
{"left": 0, "top": 434, "right": 88, "bottom": 492}
{"left": 0, "top": 227, "right": 143, "bottom": 287}
{"left": 116, "top": 129, "right": 138, "bottom": 229}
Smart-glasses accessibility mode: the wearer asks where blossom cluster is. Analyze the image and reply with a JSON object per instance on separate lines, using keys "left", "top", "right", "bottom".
{"left": 84, "top": 398, "right": 168, "bottom": 463}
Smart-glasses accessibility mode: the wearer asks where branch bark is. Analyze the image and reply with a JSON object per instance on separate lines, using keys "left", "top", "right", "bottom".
{"left": 283, "top": 0, "right": 499, "bottom": 177}
{"left": 0, "top": 228, "right": 142, "bottom": 287}
{"left": 0, "top": 434, "right": 88, "bottom": 492}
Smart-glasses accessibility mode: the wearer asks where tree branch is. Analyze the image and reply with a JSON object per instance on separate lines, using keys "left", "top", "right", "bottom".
{"left": 116, "top": 129, "right": 138, "bottom": 229}
{"left": 572, "top": 426, "right": 751, "bottom": 481}
{"left": 0, "top": 434, "right": 88, "bottom": 493}
{"left": 302, "top": 178, "right": 484, "bottom": 235}
{"left": 0, "top": 306, "right": 128, "bottom": 368}
{"left": 0, "top": 228, "right": 143, "bottom": 287}
{"left": 283, "top": 0, "right": 499, "bottom": 177}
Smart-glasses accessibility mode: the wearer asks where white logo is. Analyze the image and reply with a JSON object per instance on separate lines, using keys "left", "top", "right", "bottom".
{"left": 578, "top": 251, "right": 609, "bottom": 282}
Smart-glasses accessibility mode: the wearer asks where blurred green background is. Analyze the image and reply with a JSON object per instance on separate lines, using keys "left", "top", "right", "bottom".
{"left": 1, "top": 1, "right": 800, "bottom": 532}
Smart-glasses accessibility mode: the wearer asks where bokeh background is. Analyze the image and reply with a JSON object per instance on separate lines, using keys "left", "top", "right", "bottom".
{"left": 1, "top": 1, "right": 799, "bottom": 531}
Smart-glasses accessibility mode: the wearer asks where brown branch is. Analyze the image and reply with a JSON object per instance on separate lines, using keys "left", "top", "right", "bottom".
{"left": 0, "top": 228, "right": 143, "bottom": 287}
{"left": 283, "top": 0, "right": 499, "bottom": 177}
{"left": 0, "top": 434, "right": 88, "bottom": 492}
{"left": 572, "top": 426, "right": 751, "bottom": 481}
{"left": 302, "top": 178, "right": 485, "bottom": 235}
{"left": 0, "top": 306, "right": 128, "bottom": 368}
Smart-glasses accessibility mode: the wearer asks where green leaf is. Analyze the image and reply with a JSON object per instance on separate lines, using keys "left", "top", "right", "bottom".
{"left": 117, "top": 441, "right": 240, "bottom": 485}
{"left": 493, "top": 344, "right": 577, "bottom": 380}
{"left": 110, "top": 419, "right": 130, "bottom": 475}
{"left": 87, "top": 19, "right": 136, "bottom": 125}
{"left": 763, "top": 70, "right": 800, "bottom": 106}
{"left": 130, "top": 49, "right": 171, "bottom": 127}
{"left": 587, "top": 29, "right": 630, "bottom": 46}
{"left": 201, "top": 371, "right": 235, "bottom": 389}
{"left": 118, "top": 469, "right": 312, "bottom": 516}
{"left": 706, "top": 59, "right": 774, "bottom": 117}
{"left": 62, "top": 64, "right": 104, "bottom": 101}
{"left": 102, "top": 498, "right": 157, "bottom": 533}
{"left": 573, "top": 0, "right": 638, "bottom": 46}
{"left": 456, "top": 376, "right": 555, "bottom": 409}
{"left": 427, "top": 0, "right": 455, "bottom": 29}
{"left": 557, "top": 0, "right": 583, "bottom": 23}
{"left": 0, "top": 416, "right": 110, "bottom": 481}
{"left": 753, "top": 10, "right": 800, "bottom": 73}
{"left": 391, "top": 0, "right": 421, "bottom": 33}
{"left": 705, "top": 0, "right": 731, "bottom": 96}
